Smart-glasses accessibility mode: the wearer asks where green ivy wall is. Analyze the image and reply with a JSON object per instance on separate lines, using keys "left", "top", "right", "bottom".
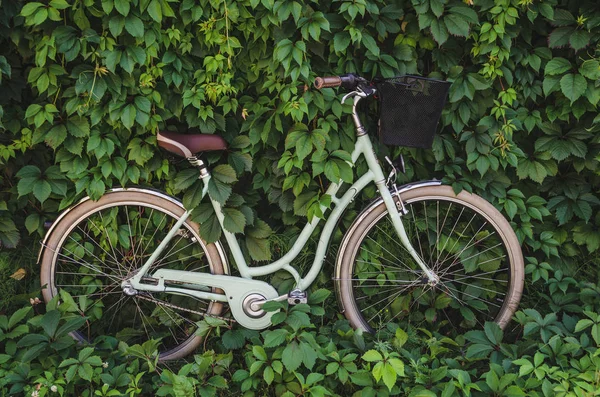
{"left": 2, "top": 0, "right": 599, "bottom": 276}
{"left": 1, "top": 0, "right": 600, "bottom": 396}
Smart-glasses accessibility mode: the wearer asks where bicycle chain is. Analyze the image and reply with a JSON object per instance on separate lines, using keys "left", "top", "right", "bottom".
{"left": 135, "top": 292, "right": 236, "bottom": 324}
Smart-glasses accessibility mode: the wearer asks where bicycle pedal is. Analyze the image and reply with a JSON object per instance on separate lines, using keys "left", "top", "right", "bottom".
{"left": 288, "top": 289, "right": 307, "bottom": 305}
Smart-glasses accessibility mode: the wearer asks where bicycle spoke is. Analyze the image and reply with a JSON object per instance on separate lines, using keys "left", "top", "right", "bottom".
{"left": 439, "top": 242, "right": 503, "bottom": 280}
{"left": 411, "top": 205, "right": 427, "bottom": 265}
{"left": 408, "top": 285, "right": 434, "bottom": 312}
{"left": 155, "top": 304, "right": 186, "bottom": 346}
{"left": 361, "top": 282, "right": 419, "bottom": 315}
{"left": 442, "top": 258, "right": 507, "bottom": 278}
{"left": 355, "top": 283, "right": 418, "bottom": 304}
{"left": 374, "top": 223, "right": 427, "bottom": 268}
{"left": 131, "top": 208, "right": 157, "bottom": 267}
{"left": 106, "top": 295, "right": 131, "bottom": 332}
{"left": 435, "top": 202, "right": 453, "bottom": 265}
{"left": 361, "top": 243, "right": 421, "bottom": 276}
{"left": 440, "top": 283, "right": 503, "bottom": 309}
{"left": 68, "top": 290, "right": 123, "bottom": 299}
{"left": 153, "top": 234, "right": 187, "bottom": 268}
{"left": 98, "top": 212, "right": 129, "bottom": 277}
{"left": 74, "top": 224, "right": 122, "bottom": 268}
{"left": 355, "top": 257, "right": 421, "bottom": 276}
{"left": 153, "top": 241, "right": 200, "bottom": 270}
{"left": 124, "top": 206, "right": 138, "bottom": 273}
{"left": 440, "top": 278, "right": 506, "bottom": 297}
{"left": 364, "top": 287, "right": 414, "bottom": 324}
{"left": 63, "top": 236, "right": 120, "bottom": 275}
{"left": 436, "top": 212, "right": 478, "bottom": 271}
{"left": 52, "top": 246, "right": 121, "bottom": 283}
{"left": 140, "top": 212, "right": 168, "bottom": 262}
{"left": 56, "top": 271, "right": 115, "bottom": 278}
{"left": 133, "top": 298, "right": 157, "bottom": 343}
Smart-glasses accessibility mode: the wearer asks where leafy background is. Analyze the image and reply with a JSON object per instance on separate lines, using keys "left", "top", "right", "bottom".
{"left": 1, "top": 0, "right": 600, "bottom": 395}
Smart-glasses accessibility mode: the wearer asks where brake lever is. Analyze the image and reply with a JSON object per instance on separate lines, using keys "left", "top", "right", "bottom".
{"left": 342, "top": 90, "right": 363, "bottom": 104}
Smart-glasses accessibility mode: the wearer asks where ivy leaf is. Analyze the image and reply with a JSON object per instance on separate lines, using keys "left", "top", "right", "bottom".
{"left": 430, "top": 0, "right": 444, "bottom": 17}
{"left": 361, "top": 34, "right": 379, "bottom": 57}
{"left": 282, "top": 341, "right": 302, "bottom": 372}
{"left": 173, "top": 169, "right": 199, "bottom": 192}
{"left": 45, "top": 125, "right": 68, "bottom": 149}
{"left": 121, "top": 104, "right": 136, "bottom": 129}
{"left": 544, "top": 58, "right": 571, "bottom": 75}
{"left": 362, "top": 350, "right": 383, "bottom": 362}
{"left": 247, "top": 219, "right": 272, "bottom": 239}
{"left": 580, "top": 60, "right": 600, "bottom": 80}
{"left": 0, "top": 215, "right": 20, "bottom": 248}
{"left": 569, "top": 30, "right": 590, "bottom": 51}
{"left": 449, "top": 5, "right": 478, "bottom": 24}
{"left": 382, "top": 363, "right": 397, "bottom": 391}
{"left": 444, "top": 14, "right": 470, "bottom": 37}
{"left": 263, "top": 329, "right": 288, "bottom": 348}
{"left": 21, "top": 3, "right": 44, "bottom": 17}
{"left": 466, "top": 343, "right": 494, "bottom": 359}
{"left": 125, "top": 15, "right": 144, "bottom": 38}
{"left": 229, "top": 152, "right": 252, "bottom": 173}
{"left": 148, "top": 0, "right": 163, "bottom": 22}
{"left": 430, "top": 19, "right": 449, "bottom": 45}
{"left": 551, "top": 9, "right": 576, "bottom": 26}
{"left": 548, "top": 27, "right": 572, "bottom": 48}
{"left": 223, "top": 208, "right": 246, "bottom": 233}
{"left": 516, "top": 158, "right": 548, "bottom": 184}
{"left": 334, "top": 33, "right": 351, "bottom": 53}
{"left": 560, "top": 74, "right": 587, "bottom": 103}
{"left": 192, "top": 204, "right": 222, "bottom": 243}
{"left": 543, "top": 75, "right": 561, "bottom": 96}
{"left": 67, "top": 117, "right": 90, "bottom": 137}
{"left": 213, "top": 164, "right": 238, "bottom": 183}
{"left": 573, "top": 224, "right": 600, "bottom": 253}
{"left": 208, "top": 178, "right": 232, "bottom": 204}
{"left": 114, "top": 0, "right": 130, "bottom": 16}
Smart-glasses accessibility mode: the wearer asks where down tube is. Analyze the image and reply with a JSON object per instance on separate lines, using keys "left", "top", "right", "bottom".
{"left": 297, "top": 170, "right": 375, "bottom": 290}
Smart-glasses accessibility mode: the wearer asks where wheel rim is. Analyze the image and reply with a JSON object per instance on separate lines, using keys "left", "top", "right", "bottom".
{"left": 348, "top": 195, "right": 515, "bottom": 334}
{"left": 46, "top": 201, "right": 219, "bottom": 356}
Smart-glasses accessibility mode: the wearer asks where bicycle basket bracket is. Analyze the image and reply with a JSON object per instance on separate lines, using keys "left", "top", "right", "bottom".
{"left": 376, "top": 76, "right": 451, "bottom": 149}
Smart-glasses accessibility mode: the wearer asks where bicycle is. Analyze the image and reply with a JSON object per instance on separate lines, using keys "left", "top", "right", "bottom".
{"left": 38, "top": 74, "right": 524, "bottom": 361}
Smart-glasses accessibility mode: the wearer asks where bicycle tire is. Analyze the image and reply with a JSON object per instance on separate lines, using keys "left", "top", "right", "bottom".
{"left": 336, "top": 185, "right": 524, "bottom": 334}
{"left": 39, "top": 189, "right": 228, "bottom": 361}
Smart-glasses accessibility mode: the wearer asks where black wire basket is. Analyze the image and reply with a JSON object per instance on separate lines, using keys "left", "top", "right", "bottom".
{"left": 376, "top": 76, "right": 451, "bottom": 149}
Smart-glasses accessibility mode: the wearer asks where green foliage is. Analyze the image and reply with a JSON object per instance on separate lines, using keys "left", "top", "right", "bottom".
{"left": 1, "top": 0, "right": 600, "bottom": 395}
{"left": 0, "top": 0, "right": 596, "bottom": 270}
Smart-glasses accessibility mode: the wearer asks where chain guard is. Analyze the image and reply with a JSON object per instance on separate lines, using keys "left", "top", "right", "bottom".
{"left": 149, "top": 269, "right": 280, "bottom": 330}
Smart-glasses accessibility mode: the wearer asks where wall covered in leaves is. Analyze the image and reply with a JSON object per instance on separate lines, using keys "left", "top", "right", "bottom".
{"left": 0, "top": 0, "right": 599, "bottom": 292}
{"left": 1, "top": 0, "right": 600, "bottom": 396}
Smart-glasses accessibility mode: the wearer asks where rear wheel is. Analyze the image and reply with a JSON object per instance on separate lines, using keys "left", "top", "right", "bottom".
{"left": 40, "top": 190, "right": 228, "bottom": 361}
{"left": 336, "top": 185, "right": 524, "bottom": 334}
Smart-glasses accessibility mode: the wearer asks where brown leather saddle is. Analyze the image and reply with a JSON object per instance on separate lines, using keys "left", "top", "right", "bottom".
{"left": 157, "top": 131, "right": 227, "bottom": 158}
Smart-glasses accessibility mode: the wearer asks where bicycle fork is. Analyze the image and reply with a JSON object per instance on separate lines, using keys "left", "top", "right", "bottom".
{"left": 349, "top": 91, "right": 438, "bottom": 286}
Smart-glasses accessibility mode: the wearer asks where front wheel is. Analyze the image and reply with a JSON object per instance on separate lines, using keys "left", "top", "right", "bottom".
{"left": 39, "top": 189, "right": 229, "bottom": 361}
{"left": 336, "top": 185, "right": 524, "bottom": 334}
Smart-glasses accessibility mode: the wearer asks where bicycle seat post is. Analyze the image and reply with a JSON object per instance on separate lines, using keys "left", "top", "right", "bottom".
{"left": 187, "top": 156, "right": 210, "bottom": 179}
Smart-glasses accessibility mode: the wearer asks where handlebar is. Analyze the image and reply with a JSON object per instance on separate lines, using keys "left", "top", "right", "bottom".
{"left": 314, "top": 76, "right": 342, "bottom": 89}
{"left": 314, "top": 74, "right": 367, "bottom": 91}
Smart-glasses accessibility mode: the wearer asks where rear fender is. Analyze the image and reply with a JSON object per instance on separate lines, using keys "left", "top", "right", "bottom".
{"left": 37, "top": 188, "right": 230, "bottom": 274}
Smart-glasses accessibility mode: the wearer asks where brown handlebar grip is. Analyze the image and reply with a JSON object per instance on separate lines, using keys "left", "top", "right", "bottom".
{"left": 315, "top": 76, "right": 342, "bottom": 89}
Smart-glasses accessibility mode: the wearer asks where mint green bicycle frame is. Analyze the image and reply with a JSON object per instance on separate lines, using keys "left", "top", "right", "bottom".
{"left": 124, "top": 92, "right": 435, "bottom": 326}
